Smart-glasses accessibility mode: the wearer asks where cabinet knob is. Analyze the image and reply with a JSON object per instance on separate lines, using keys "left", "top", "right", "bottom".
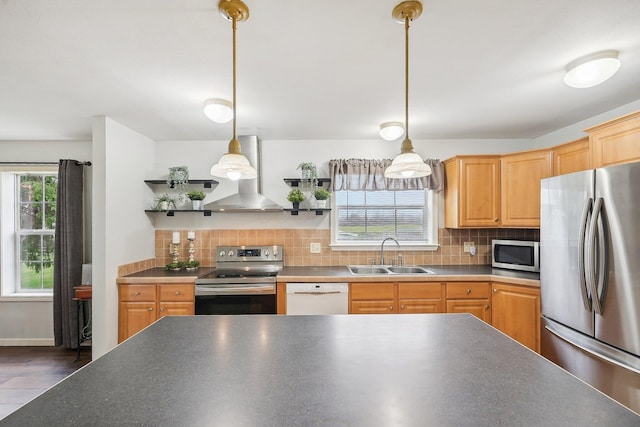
{"left": 401, "top": 305, "right": 405, "bottom": 310}
{"left": 134, "top": 292, "right": 141, "bottom": 296}
{"left": 160, "top": 308, "right": 164, "bottom": 312}
{"left": 175, "top": 291, "right": 180, "bottom": 295}
{"left": 389, "top": 306, "right": 394, "bottom": 311}
{"left": 485, "top": 305, "right": 490, "bottom": 310}
{"left": 148, "top": 307, "right": 153, "bottom": 311}
{"left": 466, "top": 289, "right": 471, "bottom": 295}
{"left": 493, "top": 288, "right": 497, "bottom": 293}
{"left": 494, "top": 218, "right": 499, "bottom": 222}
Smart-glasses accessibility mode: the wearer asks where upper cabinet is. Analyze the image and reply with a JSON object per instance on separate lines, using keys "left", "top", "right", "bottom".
{"left": 501, "top": 149, "right": 552, "bottom": 228}
{"left": 587, "top": 110, "right": 640, "bottom": 168}
{"left": 444, "top": 156, "right": 501, "bottom": 228}
{"left": 551, "top": 137, "right": 590, "bottom": 176}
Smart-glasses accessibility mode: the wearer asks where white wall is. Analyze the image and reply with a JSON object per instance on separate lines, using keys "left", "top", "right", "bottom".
{"left": 91, "top": 117, "right": 156, "bottom": 358}
{"left": 533, "top": 99, "right": 640, "bottom": 148}
{"left": 0, "top": 140, "right": 91, "bottom": 345}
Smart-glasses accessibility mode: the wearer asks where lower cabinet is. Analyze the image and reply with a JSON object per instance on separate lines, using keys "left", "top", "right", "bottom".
{"left": 350, "top": 282, "right": 444, "bottom": 314}
{"left": 118, "top": 283, "right": 194, "bottom": 342}
{"left": 491, "top": 282, "right": 541, "bottom": 353}
{"left": 445, "top": 282, "right": 491, "bottom": 323}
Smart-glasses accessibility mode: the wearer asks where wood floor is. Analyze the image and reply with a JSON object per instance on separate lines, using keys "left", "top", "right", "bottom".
{"left": 0, "top": 346, "right": 91, "bottom": 420}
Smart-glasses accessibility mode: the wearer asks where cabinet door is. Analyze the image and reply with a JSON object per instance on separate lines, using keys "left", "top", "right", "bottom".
{"left": 445, "top": 157, "right": 501, "bottom": 228}
{"left": 118, "top": 302, "right": 157, "bottom": 342}
{"left": 552, "top": 138, "right": 590, "bottom": 176}
{"left": 492, "top": 283, "right": 540, "bottom": 353}
{"left": 501, "top": 150, "right": 552, "bottom": 227}
{"left": 350, "top": 300, "right": 397, "bottom": 314}
{"left": 446, "top": 299, "right": 491, "bottom": 323}
{"left": 587, "top": 111, "right": 640, "bottom": 168}
{"left": 159, "top": 301, "right": 194, "bottom": 317}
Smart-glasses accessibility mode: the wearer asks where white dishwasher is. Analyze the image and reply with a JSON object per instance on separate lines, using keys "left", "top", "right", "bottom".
{"left": 286, "top": 283, "right": 349, "bottom": 315}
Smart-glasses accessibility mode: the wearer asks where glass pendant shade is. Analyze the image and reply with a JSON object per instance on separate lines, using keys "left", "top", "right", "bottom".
{"left": 210, "top": 152, "right": 256, "bottom": 181}
{"left": 204, "top": 98, "right": 233, "bottom": 123}
{"left": 385, "top": 149, "right": 431, "bottom": 179}
{"left": 563, "top": 50, "right": 621, "bottom": 89}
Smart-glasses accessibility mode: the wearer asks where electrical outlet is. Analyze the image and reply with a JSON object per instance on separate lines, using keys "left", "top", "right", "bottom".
{"left": 310, "top": 242, "right": 321, "bottom": 254}
{"left": 463, "top": 241, "right": 475, "bottom": 253}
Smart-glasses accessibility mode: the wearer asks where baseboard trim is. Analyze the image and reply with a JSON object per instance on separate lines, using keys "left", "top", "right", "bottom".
{"left": 0, "top": 338, "right": 55, "bottom": 346}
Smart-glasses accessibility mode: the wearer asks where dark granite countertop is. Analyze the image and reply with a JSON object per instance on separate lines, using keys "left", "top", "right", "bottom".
{"left": 2, "top": 315, "right": 638, "bottom": 426}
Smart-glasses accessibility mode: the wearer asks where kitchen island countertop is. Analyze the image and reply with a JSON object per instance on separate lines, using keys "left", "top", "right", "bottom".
{"left": 2, "top": 314, "right": 637, "bottom": 426}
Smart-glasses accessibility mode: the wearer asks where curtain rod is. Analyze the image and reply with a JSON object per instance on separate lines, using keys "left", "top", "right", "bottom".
{"left": 0, "top": 161, "right": 92, "bottom": 166}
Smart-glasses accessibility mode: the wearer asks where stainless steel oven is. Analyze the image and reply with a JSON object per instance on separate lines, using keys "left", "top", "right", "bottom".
{"left": 194, "top": 245, "right": 283, "bottom": 315}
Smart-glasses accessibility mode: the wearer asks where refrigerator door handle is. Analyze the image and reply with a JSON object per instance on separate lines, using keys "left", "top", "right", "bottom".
{"left": 589, "top": 197, "right": 607, "bottom": 314}
{"left": 578, "top": 198, "right": 593, "bottom": 311}
{"left": 545, "top": 324, "right": 640, "bottom": 375}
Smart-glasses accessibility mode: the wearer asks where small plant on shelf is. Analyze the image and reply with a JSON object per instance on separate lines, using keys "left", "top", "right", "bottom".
{"left": 164, "top": 261, "right": 184, "bottom": 271}
{"left": 167, "top": 166, "right": 190, "bottom": 200}
{"left": 287, "top": 189, "right": 306, "bottom": 209}
{"left": 297, "top": 162, "right": 318, "bottom": 180}
{"left": 313, "top": 188, "right": 330, "bottom": 208}
{"left": 187, "top": 190, "right": 206, "bottom": 210}
{"left": 154, "top": 194, "right": 176, "bottom": 211}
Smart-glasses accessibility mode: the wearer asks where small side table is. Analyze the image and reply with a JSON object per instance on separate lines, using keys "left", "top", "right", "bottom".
{"left": 73, "top": 285, "right": 92, "bottom": 362}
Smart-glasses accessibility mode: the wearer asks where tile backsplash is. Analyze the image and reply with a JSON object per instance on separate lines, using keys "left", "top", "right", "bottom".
{"left": 128, "top": 228, "right": 538, "bottom": 273}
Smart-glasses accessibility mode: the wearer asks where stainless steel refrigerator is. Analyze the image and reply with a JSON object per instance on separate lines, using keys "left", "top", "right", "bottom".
{"left": 540, "top": 161, "right": 640, "bottom": 414}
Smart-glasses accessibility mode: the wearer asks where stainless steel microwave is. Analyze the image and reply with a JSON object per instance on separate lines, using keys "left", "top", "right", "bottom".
{"left": 492, "top": 240, "right": 540, "bottom": 273}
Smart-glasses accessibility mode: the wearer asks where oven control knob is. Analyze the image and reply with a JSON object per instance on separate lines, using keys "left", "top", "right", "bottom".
{"left": 273, "top": 249, "right": 279, "bottom": 257}
{"left": 228, "top": 250, "right": 234, "bottom": 257}
{"left": 219, "top": 250, "right": 226, "bottom": 257}
{"left": 265, "top": 250, "right": 270, "bottom": 257}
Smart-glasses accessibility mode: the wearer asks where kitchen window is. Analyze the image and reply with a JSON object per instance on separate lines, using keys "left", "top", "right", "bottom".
{"left": 329, "top": 158, "right": 442, "bottom": 250}
{"left": 1, "top": 167, "right": 58, "bottom": 297}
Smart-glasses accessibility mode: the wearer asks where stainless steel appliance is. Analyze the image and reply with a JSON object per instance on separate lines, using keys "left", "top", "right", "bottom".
{"left": 492, "top": 239, "right": 540, "bottom": 272}
{"left": 286, "top": 283, "right": 349, "bottom": 315}
{"left": 540, "top": 162, "right": 640, "bottom": 414}
{"left": 195, "top": 245, "right": 283, "bottom": 315}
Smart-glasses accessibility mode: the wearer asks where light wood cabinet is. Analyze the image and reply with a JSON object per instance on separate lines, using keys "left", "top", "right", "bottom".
{"left": 118, "top": 283, "right": 194, "bottom": 342}
{"left": 500, "top": 149, "right": 552, "bottom": 228}
{"left": 350, "top": 282, "right": 444, "bottom": 315}
{"left": 552, "top": 137, "right": 590, "bottom": 175}
{"left": 444, "top": 156, "right": 501, "bottom": 228}
{"left": 445, "top": 282, "right": 491, "bottom": 323}
{"left": 587, "top": 111, "right": 640, "bottom": 168}
{"left": 491, "top": 283, "right": 540, "bottom": 353}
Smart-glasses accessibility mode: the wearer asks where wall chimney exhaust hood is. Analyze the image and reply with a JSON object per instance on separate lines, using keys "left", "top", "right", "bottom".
{"left": 204, "top": 136, "right": 283, "bottom": 212}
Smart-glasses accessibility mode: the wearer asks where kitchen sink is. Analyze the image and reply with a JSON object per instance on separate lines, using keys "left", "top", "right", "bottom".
{"left": 348, "top": 265, "right": 436, "bottom": 275}
{"left": 386, "top": 266, "right": 436, "bottom": 274}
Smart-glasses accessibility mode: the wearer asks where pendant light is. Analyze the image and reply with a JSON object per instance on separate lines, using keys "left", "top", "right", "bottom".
{"left": 210, "top": 0, "right": 257, "bottom": 181}
{"left": 384, "top": 1, "right": 432, "bottom": 179}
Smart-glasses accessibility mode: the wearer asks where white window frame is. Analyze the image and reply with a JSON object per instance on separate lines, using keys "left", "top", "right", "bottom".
{"left": 1, "top": 166, "right": 57, "bottom": 300}
{"left": 330, "top": 188, "right": 439, "bottom": 251}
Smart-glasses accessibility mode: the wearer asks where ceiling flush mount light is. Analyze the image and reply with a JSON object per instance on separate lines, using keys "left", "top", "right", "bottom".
{"left": 563, "top": 50, "right": 621, "bottom": 89}
{"left": 204, "top": 98, "right": 233, "bottom": 123}
{"left": 384, "top": 1, "right": 431, "bottom": 179}
{"left": 379, "top": 121, "right": 404, "bottom": 141}
{"left": 210, "top": 0, "right": 257, "bottom": 181}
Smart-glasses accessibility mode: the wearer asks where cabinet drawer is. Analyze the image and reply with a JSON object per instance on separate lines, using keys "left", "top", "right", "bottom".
{"left": 398, "top": 283, "right": 443, "bottom": 299}
{"left": 159, "top": 284, "right": 194, "bottom": 302}
{"left": 446, "top": 282, "right": 490, "bottom": 299}
{"left": 350, "top": 283, "right": 395, "bottom": 300}
{"left": 120, "top": 284, "right": 156, "bottom": 301}
{"left": 350, "top": 300, "right": 396, "bottom": 314}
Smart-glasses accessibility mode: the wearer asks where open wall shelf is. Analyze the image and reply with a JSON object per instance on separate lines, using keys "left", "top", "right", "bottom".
{"left": 145, "top": 209, "right": 212, "bottom": 217}
{"left": 144, "top": 179, "right": 218, "bottom": 189}
{"left": 283, "top": 178, "right": 331, "bottom": 188}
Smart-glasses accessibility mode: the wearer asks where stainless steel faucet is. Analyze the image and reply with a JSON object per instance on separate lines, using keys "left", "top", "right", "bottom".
{"left": 380, "top": 237, "right": 400, "bottom": 266}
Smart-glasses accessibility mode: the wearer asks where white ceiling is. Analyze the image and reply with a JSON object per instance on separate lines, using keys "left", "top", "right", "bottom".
{"left": 1, "top": 0, "right": 640, "bottom": 142}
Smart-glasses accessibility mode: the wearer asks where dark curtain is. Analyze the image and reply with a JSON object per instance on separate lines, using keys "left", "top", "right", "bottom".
{"left": 329, "top": 158, "right": 444, "bottom": 191}
{"left": 53, "top": 160, "right": 85, "bottom": 349}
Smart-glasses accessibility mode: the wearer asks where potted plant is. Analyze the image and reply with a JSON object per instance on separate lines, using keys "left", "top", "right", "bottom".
{"left": 187, "top": 190, "right": 206, "bottom": 210}
{"left": 167, "top": 166, "right": 189, "bottom": 201}
{"left": 164, "top": 261, "right": 184, "bottom": 271}
{"left": 154, "top": 194, "right": 175, "bottom": 211}
{"left": 313, "top": 188, "right": 330, "bottom": 208}
{"left": 287, "top": 189, "right": 306, "bottom": 209}
{"left": 297, "top": 162, "right": 318, "bottom": 187}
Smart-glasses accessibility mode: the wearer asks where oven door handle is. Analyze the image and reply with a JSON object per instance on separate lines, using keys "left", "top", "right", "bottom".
{"left": 195, "top": 285, "right": 275, "bottom": 295}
